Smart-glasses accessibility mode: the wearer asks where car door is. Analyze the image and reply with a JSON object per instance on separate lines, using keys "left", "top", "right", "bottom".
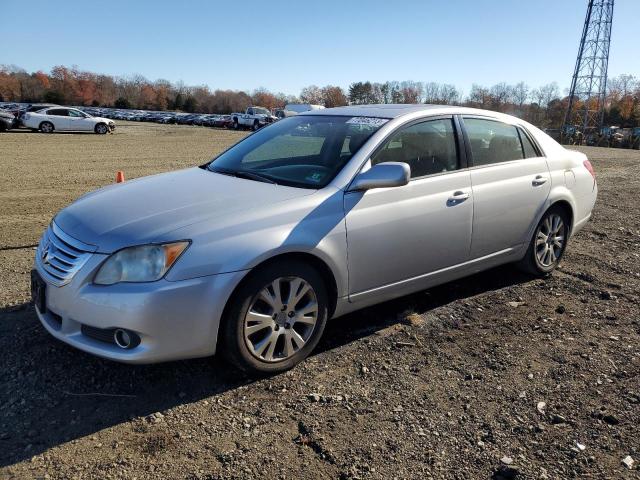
{"left": 46, "top": 108, "right": 71, "bottom": 130}
{"left": 344, "top": 116, "right": 473, "bottom": 300}
{"left": 67, "top": 109, "right": 90, "bottom": 131}
{"left": 461, "top": 116, "right": 551, "bottom": 259}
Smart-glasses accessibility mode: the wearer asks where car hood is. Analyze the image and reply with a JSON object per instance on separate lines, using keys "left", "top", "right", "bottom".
{"left": 55, "top": 167, "right": 315, "bottom": 253}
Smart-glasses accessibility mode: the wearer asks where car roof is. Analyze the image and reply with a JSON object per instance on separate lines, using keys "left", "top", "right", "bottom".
{"left": 300, "top": 104, "right": 456, "bottom": 119}
{"left": 299, "top": 103, "right": 518, "bottom": 120}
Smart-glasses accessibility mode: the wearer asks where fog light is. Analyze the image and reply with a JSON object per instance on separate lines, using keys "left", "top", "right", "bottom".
{"left": 113, "top": 329, "right": 140, "bottom": 349}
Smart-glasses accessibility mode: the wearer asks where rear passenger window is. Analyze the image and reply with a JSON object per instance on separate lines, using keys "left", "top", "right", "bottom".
{"left": 48, "top": 109, "right": 68, "bottom": 116}
{"left": 518, "top": 128, "right": 539, "bottom": 158}
{"left": 463, "top": 118, "right": 524, "bottom": 166}
{"left": 371, "top": 118, "right": 459, "bottom": 178}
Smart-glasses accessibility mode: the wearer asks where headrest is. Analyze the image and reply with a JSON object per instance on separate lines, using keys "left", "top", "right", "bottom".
{"left": 348, "top": 133, "right": 369, "bottom": 154}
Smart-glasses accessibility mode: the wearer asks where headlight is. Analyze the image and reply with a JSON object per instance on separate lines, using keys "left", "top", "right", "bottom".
{"left": 94, "top": 241, "right": 189, "bottom": 285}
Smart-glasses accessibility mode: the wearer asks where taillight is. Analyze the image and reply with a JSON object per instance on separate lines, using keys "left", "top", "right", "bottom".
{"left": 583, "top": 159, "right": 596, "bottom": 180}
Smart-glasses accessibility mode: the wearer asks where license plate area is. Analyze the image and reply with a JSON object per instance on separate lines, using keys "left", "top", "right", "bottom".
{"left": 31, "top": 270, "right": 46, "bottom": 313}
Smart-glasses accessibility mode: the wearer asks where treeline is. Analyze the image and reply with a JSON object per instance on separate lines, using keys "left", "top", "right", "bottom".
{"left": 1, "top": 65, "right": 638, "bottom": 127}
{"left": 0, "top": 65, "right": 297, "bottom": 114}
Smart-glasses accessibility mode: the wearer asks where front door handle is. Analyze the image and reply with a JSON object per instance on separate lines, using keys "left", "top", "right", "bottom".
{"left": 532, "top": 175, "right": 548, "bottom": 186}
{"left": 448, "top": 191, "right": 470, "bottom": 203}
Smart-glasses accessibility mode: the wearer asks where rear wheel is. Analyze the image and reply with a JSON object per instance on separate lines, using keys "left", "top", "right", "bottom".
{"left": 252, "top": 120, "right": 260, "bottom": 131}
{"left": 233, "top": 118, "right": 239, "bottom": 130}
{"left": 220, "top": 261, "right": 328, "bottom": 374}
{"left": 518, "top": 206, "right": 569, "bottom": 276}
{"left": 39, "top": 121, "right": 54, "bottom": 133}
{"left": 94, "top": 123, "right": 108, "bottom": 134}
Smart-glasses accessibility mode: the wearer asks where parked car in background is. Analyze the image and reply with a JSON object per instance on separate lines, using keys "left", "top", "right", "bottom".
{"left": 23, "top": 107, "right": 115, "bottom": 133}
{"left": 32, "top": 105, "right": 597, "bottom": 373}
{"left": 0, "top": 109, "right": 17, "bottom": 131}
{"left": 212, "top": 115, "right": 233, "bottom": 128}
{"left": 231, "top": 106, "right": 277, "bottom": 130}
{"left": 176, "top": 114, "right": 199, "bottom": 125}
{"left": 17, "top": 103, "right": 60, "bottom": 126}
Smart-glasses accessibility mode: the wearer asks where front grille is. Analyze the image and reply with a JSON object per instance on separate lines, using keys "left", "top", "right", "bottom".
{"left": 48, "top": 311, "right": 62, "bottom": 330}
{"left": 81, "top": 324, "right": 116, "bottom": 345}
{"left": 36, "top": 223, "right": 97, "bottom": 286}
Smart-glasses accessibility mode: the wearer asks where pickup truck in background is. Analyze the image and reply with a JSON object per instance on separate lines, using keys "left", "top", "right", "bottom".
{"left": 231, "top": 106, "right": 278, "bottom": 130}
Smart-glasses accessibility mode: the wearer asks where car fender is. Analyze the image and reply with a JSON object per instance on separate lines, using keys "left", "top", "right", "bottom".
{"left": 163, "top": 188, "right": 349, "bottom": 298}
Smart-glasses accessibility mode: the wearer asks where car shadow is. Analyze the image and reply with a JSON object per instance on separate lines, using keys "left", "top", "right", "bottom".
{"left": 0, "top": 265, "right": 530, "bottom": 467}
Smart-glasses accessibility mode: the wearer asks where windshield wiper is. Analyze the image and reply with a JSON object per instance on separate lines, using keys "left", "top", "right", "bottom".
{"left": 209, "top": 167, "right": 277, "bottom": 185}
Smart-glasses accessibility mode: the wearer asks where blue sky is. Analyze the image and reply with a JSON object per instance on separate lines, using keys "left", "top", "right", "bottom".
{"left": 3, "top": 0, "right": 638, "bottom": 96}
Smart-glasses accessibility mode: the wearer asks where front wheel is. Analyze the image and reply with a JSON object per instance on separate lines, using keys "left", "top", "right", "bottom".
{"left": 95, "top": 123, "right": 108, "bottom": 134}
{"left": 220, "top": 261, "right": 329, "bottom": 374}
{"left": 518, "top": 206, "right": 569, "bottom": 276}
{"left": 39, "top": 121, "right": 54, "bottom": 133}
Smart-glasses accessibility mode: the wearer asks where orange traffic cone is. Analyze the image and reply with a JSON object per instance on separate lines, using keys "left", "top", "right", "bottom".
{"left": 116, "top": 171, "right": 125, "bottom": 183}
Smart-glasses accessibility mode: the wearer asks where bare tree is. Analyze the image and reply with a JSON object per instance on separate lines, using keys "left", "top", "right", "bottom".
{"left": 608, "top": 74, "right": 637, "bottom": 99}
{"left": 467, "top": 84, "right": 491, "bottom": 107}
{"left": 512, "top": 82, "right": 529, "bottom": 109}
{"left": 489, "top": 83, "right": 514, "bottom": 112}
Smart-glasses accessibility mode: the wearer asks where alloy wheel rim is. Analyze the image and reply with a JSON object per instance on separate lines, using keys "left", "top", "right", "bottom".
{"left": 535, "top": 214, "right": 565, "bottom": 267}
{"left": 244, "top": 276, "right": 318, "bottom": 363}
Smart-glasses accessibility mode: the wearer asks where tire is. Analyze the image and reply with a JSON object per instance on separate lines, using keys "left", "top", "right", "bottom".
{"left": 39, "top": 121, "right": 54, "bottom": 133}
{"left": 517, "top": 206, "right": 570, "bottom": 276}
{"left": 252, "top": 120, "right": 260, "bottom": 131}
{"left": 233, "top": 118, "right": 239, "bottom": 130}
{"left": 220, "top": 260, "right": 329, "bottom": 375}
{"left": 94, "top": 123, "right": 108, "bottom": 134}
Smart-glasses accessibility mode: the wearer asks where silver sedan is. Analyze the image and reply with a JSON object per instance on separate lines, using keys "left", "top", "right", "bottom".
{"left": 32, "top": 105, "right": 597, "bottom": 373}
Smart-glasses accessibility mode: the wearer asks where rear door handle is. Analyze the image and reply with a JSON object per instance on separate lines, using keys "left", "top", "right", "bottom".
{"left": 532, "top": 175, "right": 548, "bottom": 186}
{"left": 448, "top": 191, "right": 470, "bottom": 203}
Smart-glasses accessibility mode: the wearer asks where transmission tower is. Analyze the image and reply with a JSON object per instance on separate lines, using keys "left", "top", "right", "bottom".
{"left": 562, "top": 0, "right": 614, "bottom": 142}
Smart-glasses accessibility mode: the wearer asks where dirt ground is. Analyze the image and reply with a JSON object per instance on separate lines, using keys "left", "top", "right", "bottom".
{"left": 0, "top": 123, "right": 638, "bottom": 479}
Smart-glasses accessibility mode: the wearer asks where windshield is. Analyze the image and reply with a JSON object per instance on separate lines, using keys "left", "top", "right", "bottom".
{"left": 253, "top": 107, "right": 270, "bottom": 115}
{"left": 207, "top": 115, "right": 388, "bottom": 188}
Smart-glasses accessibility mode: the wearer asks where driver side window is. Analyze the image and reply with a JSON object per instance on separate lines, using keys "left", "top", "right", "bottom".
{"left": 371, "top": 118, "right": 459, "bottom": 178}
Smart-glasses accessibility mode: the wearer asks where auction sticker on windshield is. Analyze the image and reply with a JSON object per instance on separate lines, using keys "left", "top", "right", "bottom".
{"left": 345, "top": 117, "right": 389, "bottom": 127}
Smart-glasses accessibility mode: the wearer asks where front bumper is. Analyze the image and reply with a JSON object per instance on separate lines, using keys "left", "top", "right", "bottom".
{"left": 34, "top": 253, "right": 247, "bottom": 364}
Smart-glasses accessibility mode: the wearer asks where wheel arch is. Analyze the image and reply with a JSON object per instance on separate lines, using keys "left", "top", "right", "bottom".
{"left": 220, "top": 251, "right": 339, "bottom": 326}
{"left": 545, "top": 184, "right": 578, "bottom": 235}
{"left": 548, "top": 199, "right": 574, "bottom": 235}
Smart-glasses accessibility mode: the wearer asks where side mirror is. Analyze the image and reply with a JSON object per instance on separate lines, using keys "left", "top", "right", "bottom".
{"left": 348, "top": 162, "right": 410, "bottom": 191}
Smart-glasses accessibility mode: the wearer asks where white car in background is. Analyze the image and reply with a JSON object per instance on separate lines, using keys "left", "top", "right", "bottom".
{"left": 23, "top": 107, "right": 115, "bottom": 134}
